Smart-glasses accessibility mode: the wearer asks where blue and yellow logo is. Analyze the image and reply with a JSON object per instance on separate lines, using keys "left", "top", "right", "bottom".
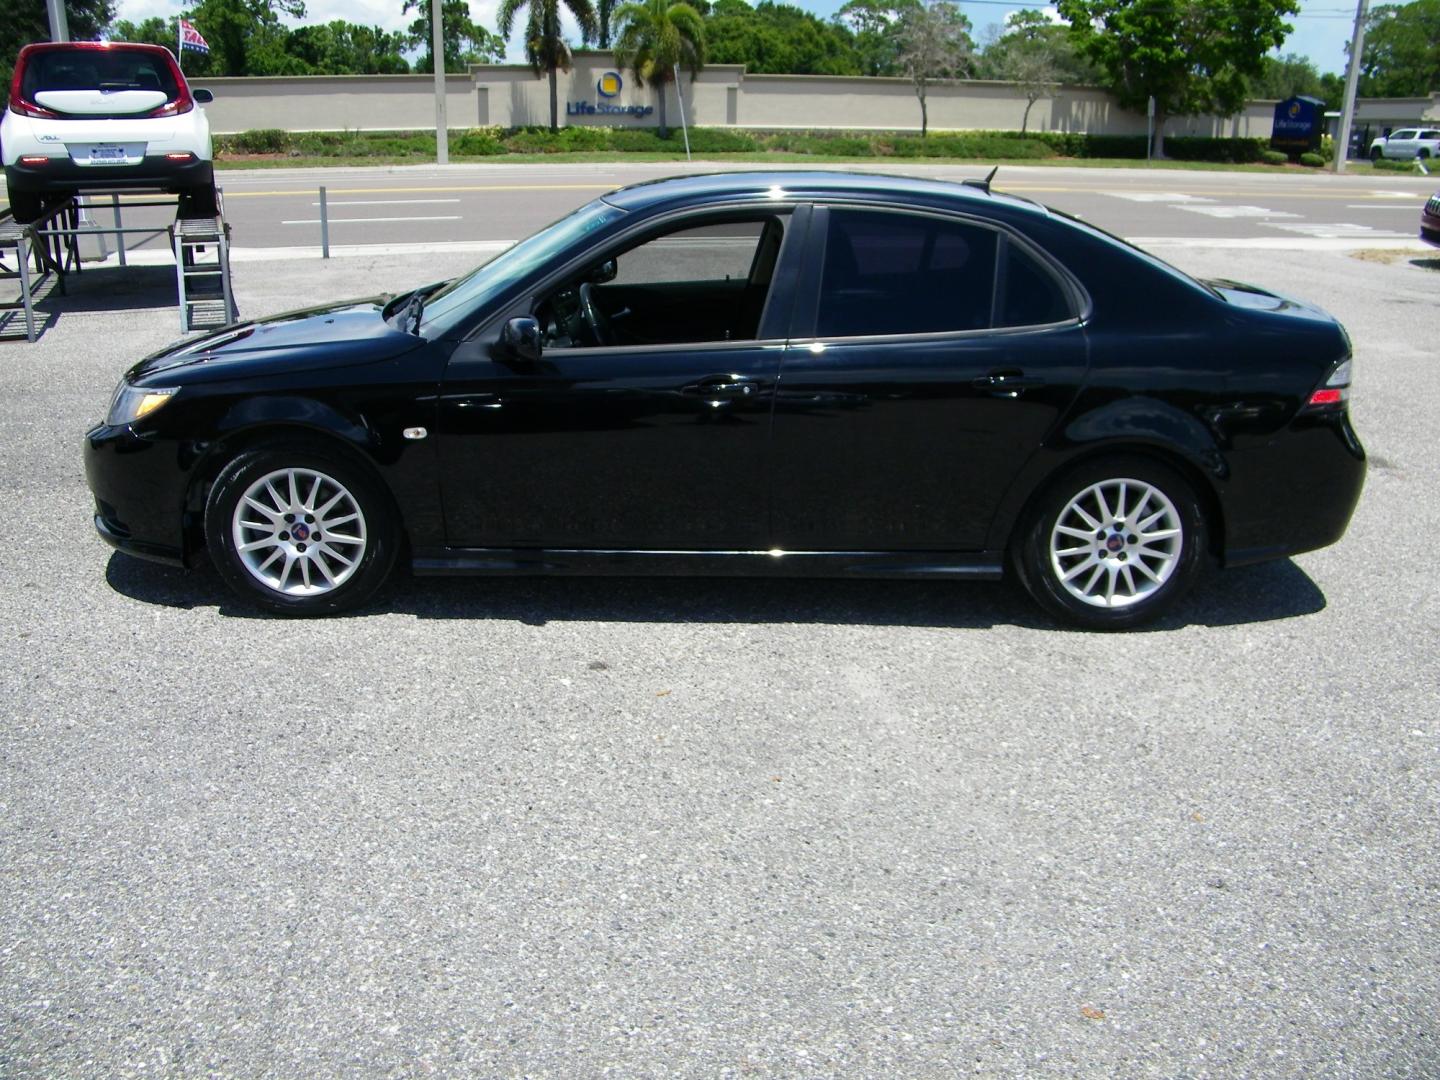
{"left": 597, "top": 71, "right": 623, "bottom": 98}
{"left": 1288, "top": 101, "right": 1301, "bottom": 118}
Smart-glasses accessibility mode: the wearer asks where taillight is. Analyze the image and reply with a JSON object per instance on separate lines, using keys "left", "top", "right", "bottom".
{"left": 165, "top": 152, "right": 195, "bottom": 162}
{"left": 1307, "top": 357, "right": 1351, "bottom": 409}
{"left": 9, "top": 99, "right": 60, "bottom": 119}
{"left": 144, "top": 92, "right": 194, "bottom": 118}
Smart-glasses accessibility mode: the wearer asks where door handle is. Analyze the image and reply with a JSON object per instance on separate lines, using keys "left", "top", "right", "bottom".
{"left": 683, "top": 376, "right": 764, "bottom": 398}
{"left": 972, "top": 370, "right": 1044, "bottom": 397}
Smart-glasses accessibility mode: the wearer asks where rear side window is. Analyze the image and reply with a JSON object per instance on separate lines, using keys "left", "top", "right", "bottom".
{"left": 998, "top": 244, "right": 1074, "bottom": 327}
{"left": 21, "top": 49, "right": 179, "bottom": 101}
{"left": 817, "top": 210, "right": 998, "bottom": 337}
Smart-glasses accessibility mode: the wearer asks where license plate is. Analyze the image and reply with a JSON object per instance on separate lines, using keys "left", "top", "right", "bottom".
{"left": 90, "top": 146, "right": 126, "bottom": 163}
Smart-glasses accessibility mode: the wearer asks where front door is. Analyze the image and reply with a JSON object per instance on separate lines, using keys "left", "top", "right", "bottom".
{"left": 436, "top": 210, "right": 803, "bottom": 551}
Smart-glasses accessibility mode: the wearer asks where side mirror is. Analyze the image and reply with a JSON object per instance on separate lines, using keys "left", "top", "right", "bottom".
{"left": 193, "top": 88, "right": 214, "bottom": 104}
{"left": 500, "top": 316, "right": 542, "bottom": 363}
{"left": 589, "top": 258, "right": 617, "bottom": 284}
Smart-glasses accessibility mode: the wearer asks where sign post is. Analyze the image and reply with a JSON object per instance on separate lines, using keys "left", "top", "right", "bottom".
{"left": 1146, "top": 96, "right": 1155, "bottom": 163}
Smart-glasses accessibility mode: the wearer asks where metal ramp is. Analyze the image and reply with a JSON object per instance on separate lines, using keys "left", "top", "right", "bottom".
{"left": 0, "top": 189, "right": 237, "bottom": 342}
{"left": 171, "top": 214, "right": 237, "bottom": 332}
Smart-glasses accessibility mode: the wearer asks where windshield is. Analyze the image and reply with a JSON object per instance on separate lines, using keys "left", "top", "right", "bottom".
{"left": 420, "top": 199, "right": 626, "bottom": 336}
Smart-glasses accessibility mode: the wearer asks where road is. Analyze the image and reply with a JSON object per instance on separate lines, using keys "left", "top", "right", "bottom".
{"left": 53, "top": 160, "right": 1439, "bottom": 259}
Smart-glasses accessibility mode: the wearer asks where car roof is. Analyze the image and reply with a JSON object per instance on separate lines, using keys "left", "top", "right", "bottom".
{"left": 601, "top": 170, "right": 1048, "bottom": 221}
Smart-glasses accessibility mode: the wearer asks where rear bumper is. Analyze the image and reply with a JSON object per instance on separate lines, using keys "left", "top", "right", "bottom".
{"left": 6, "top": 155, "right": 213, "bottom": 194}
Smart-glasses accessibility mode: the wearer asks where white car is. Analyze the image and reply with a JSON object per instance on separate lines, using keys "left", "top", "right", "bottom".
{"left": 1368, "top": 127, "right": 1440, "bottom": 162}
{"left": 3, "top": 41, "right": 215, "bottom": 223}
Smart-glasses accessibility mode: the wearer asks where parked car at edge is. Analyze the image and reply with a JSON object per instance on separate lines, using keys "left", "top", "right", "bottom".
{"left": 1423, "top": 192, "right": 1440, "bottom": 246}
{"left": 1369, "top": 128, "right": 1440, "bottom": 162}
{"left": 83, "top": 172, "right": 1365, "bottom": 629}
{"left": 3, "top": 41, "right": 216, "bottom": 222}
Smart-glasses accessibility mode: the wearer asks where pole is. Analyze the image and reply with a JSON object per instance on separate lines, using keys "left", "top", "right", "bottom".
{"left": 177, "top": 16, "right": 183, "bottom": 71}
{"left": 1333, "top": 0, "right": 1368, "bottom": 174}
{"left": 319, "top": 186, "right": 330, "bottom": 259}
{"left": 1146, "top": 95, "right": 1155, "bottom": 163}
{"left": 431, "top": 0, "right": 450, "bottom": 165}
{"left": 46, "top": 0, "right": 69, "bottom": 41}
{"left": 674, "top": 64, "right": 691, "bottom": 162}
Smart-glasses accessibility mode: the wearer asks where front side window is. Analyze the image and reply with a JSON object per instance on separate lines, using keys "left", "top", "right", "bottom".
{"left": 817, "top": 209, "right": 997, "bottom": 337}
{"left": 537, "top": 216, "right": 786, "bottom": 349}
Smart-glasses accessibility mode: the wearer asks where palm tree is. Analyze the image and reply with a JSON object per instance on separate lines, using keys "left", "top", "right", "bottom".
{"left": 498, "top": 0, "right": 599, "bottom": 132}
{"left": 611, "top": 0, "right": 705, "bottom": 139}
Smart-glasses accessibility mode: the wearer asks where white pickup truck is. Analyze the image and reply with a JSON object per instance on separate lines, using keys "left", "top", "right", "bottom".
{"left": 1369, "top": 128, "right": 1440, "bottom": 162}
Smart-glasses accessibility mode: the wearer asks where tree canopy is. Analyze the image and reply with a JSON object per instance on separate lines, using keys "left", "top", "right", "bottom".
{"left": 705, "top": 1, "right": 862, "bottom": 76}
{"left": 497, "top": 0, "right": 599, "bottom": 130}
{"left": 1358, "top": 0, "right": 1440, "bottom": 98}
{"left": 895, "top": 0, "right": 972, "bottom": 135}
{"left": 1055, "top": 0, "right": 1298, "bottom": 155}
{"left": 3, "top": 0, "right": 115, "bottom": 99}
{"left": 403, "top": 0, "right": 505, "bottom": 72}
{"left": 612, "top": 0, "right": 705, "bottom": 135}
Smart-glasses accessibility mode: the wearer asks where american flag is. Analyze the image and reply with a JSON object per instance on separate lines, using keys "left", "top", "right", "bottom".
{"left": 179, "top": 18, "right": 209, "bottom": 54}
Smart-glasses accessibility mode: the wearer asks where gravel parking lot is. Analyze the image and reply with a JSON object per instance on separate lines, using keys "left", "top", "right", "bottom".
{"left": 2, "top": 236, "right": 1438, "bottom": 1077}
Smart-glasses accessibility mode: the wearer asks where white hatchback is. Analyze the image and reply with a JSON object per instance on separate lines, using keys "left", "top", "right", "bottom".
{"left": 2, "top": 41, "right": 216, "bottom": 222}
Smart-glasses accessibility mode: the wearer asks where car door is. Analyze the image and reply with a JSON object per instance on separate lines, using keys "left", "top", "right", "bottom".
{"left": 435, "top": 207, "right": 807, "bottom": 551}
{"left": 1387, "top": 129, "right": 1418, "bottom": 158}
{"left": 767, "top": 204, "right": 1089, "bottom": 552}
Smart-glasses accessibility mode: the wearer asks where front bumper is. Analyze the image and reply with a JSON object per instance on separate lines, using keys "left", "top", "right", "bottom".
{"left": 1422, "top": 203, "right": 1440, "bottom": 247}
{"left": 84, "top": 423, "right": 193, "bottom": 567}
{"left": 6, "top": 155, "right": 213, "bottom": 194}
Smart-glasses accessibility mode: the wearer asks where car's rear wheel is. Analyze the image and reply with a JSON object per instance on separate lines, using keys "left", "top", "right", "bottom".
{"left": 1419, "top": 149, "right": 1432, "bottom": 160}
{"left": 204, "top": 446, "right": 398, "bottom": 615}
{"left": 1013, "top": 456, "right": 1207, "bottom": 630}
{"left": 177, "top": 183, "right": 219, "bottom": 218}
{"left": 5, "top": 183, "right": 45, "bottom": 224}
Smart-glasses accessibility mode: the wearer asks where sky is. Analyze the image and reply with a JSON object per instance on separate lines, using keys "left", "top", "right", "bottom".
{"left": 110, "top": 0, "right": 1366, "bottom": 76}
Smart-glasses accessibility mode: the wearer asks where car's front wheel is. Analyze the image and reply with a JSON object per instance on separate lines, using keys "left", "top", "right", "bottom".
{"left": 1013, "top": 457, "right": 1207, "bottom": 630}
{"left": 1370, "top": 146, "right": 1384, "bottom": 162}
{"left": 204, "top": 445, "right": 398, "bottom": 615}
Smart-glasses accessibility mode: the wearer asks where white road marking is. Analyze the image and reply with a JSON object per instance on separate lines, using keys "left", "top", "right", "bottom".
{"left": 309, "top": 198, "right": 462, "bottom": 206}
{"left": 281, "top": 215, "right": 463, "bottom": 224}
{"left": 1370, "top": 190, "right": 1421, "bottom": 198}
{"left": 1109, "top": 192, "right": 1215, "bottom": 202}
{"left": 1344, "top": 204, "right": 1422, "bottom": 210}
{"left": 1180, "top": 204, "right": 1301, "bottom": 219}
{"left": 1264, "top": 222, "right": 1409, "bottom": 238}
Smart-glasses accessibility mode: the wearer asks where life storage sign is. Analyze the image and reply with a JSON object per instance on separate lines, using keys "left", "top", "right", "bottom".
{"left": 1271, "top": 95, "right": 1324, "bottom": 154}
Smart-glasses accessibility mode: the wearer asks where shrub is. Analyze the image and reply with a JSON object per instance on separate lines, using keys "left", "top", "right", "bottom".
{"left": 1260, "top": 149, "right": 1289, "bottom": 165}
{"left": 608, "top": 128, "right": 673, "bottom": 151}
{"left": 683, "top": 127, "right": 762, "bottom": 153}
{"left": 1372, "top": 157, "right": 1418, "bottom": 172}
{"left": 453, "top": 127, "right": 507, "bottom": 156}
{"left": 222, "top": 129, "right": 289, "bottom": 155}
{"left": 1299, "top": 151, "right": 1325, "bottom": 167}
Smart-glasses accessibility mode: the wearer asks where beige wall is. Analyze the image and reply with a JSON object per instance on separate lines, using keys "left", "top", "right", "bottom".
{"left": 196, "top": 56, "right": 1426, "bottom": 141}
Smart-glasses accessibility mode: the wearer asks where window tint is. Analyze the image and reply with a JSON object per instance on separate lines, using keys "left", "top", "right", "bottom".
{"left": 23, "top": 49, "right": 179, "bottom": 100}
{"left": 614, "top": 220, "right": 767, "bottom": 286}
{"left": 817, "top": 210, "right": 997, "bottom": 337}
{"left": 998, "top": 244, "right": 1074, "bottom": 327}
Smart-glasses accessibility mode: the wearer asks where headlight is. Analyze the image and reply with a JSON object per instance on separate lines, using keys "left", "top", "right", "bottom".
{"left": 107, "top": 383, "right": 177, "bottom": 426}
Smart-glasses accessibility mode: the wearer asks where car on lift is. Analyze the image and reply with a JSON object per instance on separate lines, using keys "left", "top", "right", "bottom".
{"left": 83, "top": 172, "right": 1366, "bottom": 629}
{"left": 3, "top": 41, "right": 215, "bottom": 222}
{"left": 1368, "top": 127, "right": 1440, "bottom": 162}
{"left": 1423, "top": 192, "right": 1440, "bottom": 246}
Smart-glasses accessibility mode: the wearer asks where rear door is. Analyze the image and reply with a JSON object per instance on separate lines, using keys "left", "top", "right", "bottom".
{"left": 767, "top": 204, "right": 1090, "bottom": 552}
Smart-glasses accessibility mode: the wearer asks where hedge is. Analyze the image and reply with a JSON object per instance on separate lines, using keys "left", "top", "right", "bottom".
{"left": 213, "top": 127, "right": 1279, "bottom": 164}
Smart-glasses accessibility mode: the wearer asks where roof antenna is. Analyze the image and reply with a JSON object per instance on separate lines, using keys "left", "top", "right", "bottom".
{"left": 962, "top": 166, "right": 999, "bottom": 193}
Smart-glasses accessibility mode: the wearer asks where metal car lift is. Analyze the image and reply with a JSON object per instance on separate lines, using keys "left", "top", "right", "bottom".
{"left": 0, "top": 189, "right": 237, "bottom": 342}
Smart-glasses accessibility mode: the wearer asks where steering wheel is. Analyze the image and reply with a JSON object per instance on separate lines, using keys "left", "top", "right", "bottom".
{"left": 577, "top": 282, "right": 613, "bottom": 347}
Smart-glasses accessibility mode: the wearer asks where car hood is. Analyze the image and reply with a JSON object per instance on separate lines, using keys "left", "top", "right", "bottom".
{"left": 130, "top": 296, "right": 425, "bottom": 383}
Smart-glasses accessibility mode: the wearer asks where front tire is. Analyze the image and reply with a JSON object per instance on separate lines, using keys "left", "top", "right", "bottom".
{"left": 1013, "top": 456, "right": 1207, "bottom": 630}
{"left": 204, "top": 446, "right": 398, "bottom": 615}
{"left": 1369, "top": 146, "right": 1383, "bottom": 162}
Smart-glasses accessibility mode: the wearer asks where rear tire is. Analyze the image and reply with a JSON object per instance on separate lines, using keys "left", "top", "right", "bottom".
{"left": 5, "top": 184, "right": 45, "bottom": 223}
{"left": 204, "top": 445, "right": 398, "bottom": 616}
{"left": 177, "top": 183, "right": 219, "bottom": 218}
{"left": 1013, "top": 456, "right": 1208, "bottom": 630}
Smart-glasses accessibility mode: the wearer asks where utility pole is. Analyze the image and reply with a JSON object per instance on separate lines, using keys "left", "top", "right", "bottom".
{"left": 1332, "top": 0, "right": 1368, "bottom": 174}
{"left": 46, "top": 0, "right": 70, "bottom": 41}
{"left": 431, "top": 0, "right": 450, "bottom": 165}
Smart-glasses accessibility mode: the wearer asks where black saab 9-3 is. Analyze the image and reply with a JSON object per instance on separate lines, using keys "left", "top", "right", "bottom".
{"left": 85, "top": 171, "right": 1365, "bottom": 628}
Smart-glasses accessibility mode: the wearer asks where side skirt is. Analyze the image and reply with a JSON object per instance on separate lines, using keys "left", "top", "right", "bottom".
{"left": 411, "top": 548, "right": 1006, "bottom": 580}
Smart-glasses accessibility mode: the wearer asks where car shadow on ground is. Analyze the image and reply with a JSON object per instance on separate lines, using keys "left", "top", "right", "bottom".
{"left": 104, "top": 553, "right": 1327, "bottom": 632}
{"left": 37, "top": 264, "right": 185, "bottom": 315}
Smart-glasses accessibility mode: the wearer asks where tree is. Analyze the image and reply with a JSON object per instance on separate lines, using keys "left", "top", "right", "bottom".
{"left": 288, "top": 22, "right": 413, "bottom": 73}
{"left": 1357, "top": 0, "right": 1440, "bottom": 98}
{"left": 706, "top": 1, "right": 860, "bottom": 76}
{"left": 894, "top": 0, "right": 973, "bottom": 136}
{"left": 497, "top": 0, "right": 599, "bottom": 131}
{"left": 613, "top": 0, "right": 706, "bottom": 137}
{"left": 186, "top": 0, "right": 308, "bottom": 75}
{"left": 981, "top": 10, "right": 1063, "bottom": 133}
{"left": 1055, "top": 0, "right": 1298, "bottom": 158}
{"left": 1247, "top": 52, "right": 1325, "bottom": 101}
{"left": 2, "top": 0, "right": 115, "bottom": 103}
{"left": 976, "top": 8, "right": 1098, "bottom": 85}
{"left": 831, "top": 0, "right": 915, "bottom": 76}
{"left": 403, "top": 0, "right": 505, "bottom": 72}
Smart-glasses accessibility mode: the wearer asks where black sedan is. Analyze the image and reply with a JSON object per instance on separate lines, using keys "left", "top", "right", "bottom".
{"left": 85, "top": 171, "right": 1365, "bottom": 628}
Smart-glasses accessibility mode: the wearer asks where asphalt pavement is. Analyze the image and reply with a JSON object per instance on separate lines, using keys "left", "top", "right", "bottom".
{"left": 0, "top": 201, "right": 1437, "bottom": 1076}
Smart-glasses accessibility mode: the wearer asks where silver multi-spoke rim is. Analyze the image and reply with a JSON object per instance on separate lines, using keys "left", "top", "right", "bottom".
{"left": 232, "top": 468, "right": 367, "bottom": 597}
{"left": 1049, "top": 478, "right": 1182, "bottom": 609}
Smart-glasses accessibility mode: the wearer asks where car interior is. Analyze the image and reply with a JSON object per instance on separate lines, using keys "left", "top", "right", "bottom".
{"left": 535, "top": 215, "right": 786, "bottom": 349}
